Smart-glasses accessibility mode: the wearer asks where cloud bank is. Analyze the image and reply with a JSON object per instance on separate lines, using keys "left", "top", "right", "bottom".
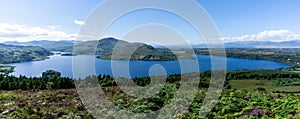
{"left": 1, "top": 23, "right": 299, "bottom": 44}
{"left": 222, "top": 30, "right": 300, "bottom": 42}
{"left": 0, "top": 23, "right": 77, "bottom": 42}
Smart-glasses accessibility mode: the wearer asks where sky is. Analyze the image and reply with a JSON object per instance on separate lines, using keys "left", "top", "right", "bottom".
{"left": 0, "top": 0, "right": 300, "bottom": 44}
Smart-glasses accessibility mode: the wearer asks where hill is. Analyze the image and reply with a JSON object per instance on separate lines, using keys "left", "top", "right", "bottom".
{"left": 2, "top": 38, "right": 190, "bottom": 61}
{"left": 193, "top": 48, "right": 300, "bottom": 66}
{"left": 73, "top": 38, "right": 178, "bottom": 61}
{"left": 3, "top": 40, "right": 75, "bottom": 51}
{"left": 0, "top": 44, "right": 52, "bottom": 64}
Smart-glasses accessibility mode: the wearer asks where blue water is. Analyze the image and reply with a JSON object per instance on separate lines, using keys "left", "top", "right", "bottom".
{"left": 7, "top": 55, "right": 290, "bottom": 78}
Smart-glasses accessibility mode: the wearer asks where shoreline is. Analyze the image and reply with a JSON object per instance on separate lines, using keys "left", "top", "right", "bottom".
{"left": 5, "top": 54, "right": 292, "bottom": 78}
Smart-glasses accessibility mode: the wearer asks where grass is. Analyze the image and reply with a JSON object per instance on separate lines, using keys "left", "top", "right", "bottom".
{"left": 0, "top": 65, "right": 14, "bottom": 75}
{"left": 229, "top": 80, "right": 300, "bottom": 92}
{"left": 289, "top": 70, "right": 300, "bottom": 73}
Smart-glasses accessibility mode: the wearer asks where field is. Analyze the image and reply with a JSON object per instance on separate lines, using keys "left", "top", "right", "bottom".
{"left": 0, "top": 65, "right": 14, "bottom": 75}
{"left": 229, "top": 80, "right": 300, "bottom": 92}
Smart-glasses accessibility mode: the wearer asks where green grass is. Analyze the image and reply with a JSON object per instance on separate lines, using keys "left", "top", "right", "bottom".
{"left": 0, "top": 65, "right": 14, "bottom": 75}
{"left": 229, "top": 80, "right": 300, "bottom": 92}
{"left": 289, "top": 71, "right": 300, "bottom": 73}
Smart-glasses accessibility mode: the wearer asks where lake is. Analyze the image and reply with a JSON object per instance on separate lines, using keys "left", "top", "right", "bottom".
{"left": 8, "top": 55, "right": 290, "bottom": 78}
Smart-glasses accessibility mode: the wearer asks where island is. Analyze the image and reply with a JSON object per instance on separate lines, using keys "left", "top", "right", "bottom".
{"left": 72, "top": 38, "right": 181, "bottom": 61}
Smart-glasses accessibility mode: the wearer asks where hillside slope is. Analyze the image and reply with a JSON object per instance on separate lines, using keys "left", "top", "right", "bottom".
{"left": 3, "top": 40, "right": 74, "bottom": 52}
{"left": 72, "top": 38, "right": 177, "bottom": 61}
{"left": 0, "top": 44, "right": 52, "bottom": 64}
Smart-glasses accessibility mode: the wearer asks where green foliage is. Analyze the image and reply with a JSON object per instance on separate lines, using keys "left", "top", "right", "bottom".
{"left": 203, "top": 91, "right": 300, "bottom": 119}
{"left": 42, "top": 70, "right": 61, "bottom": 79}
{"left": 226, "top": 70, "right": 300, "bottom": 80}
{"left": 0, "top": 75, "right": 75, "bottom": 90}
{"left": 0, "top": 90, "right": 93, "bottom": 119}
{"left": 1, "top": 70, "right": 300, "bottom": 118}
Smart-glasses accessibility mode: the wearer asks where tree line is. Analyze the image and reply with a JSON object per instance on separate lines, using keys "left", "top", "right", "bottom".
{"left": 1, "top": 70, "right": 300, "bottom": 91}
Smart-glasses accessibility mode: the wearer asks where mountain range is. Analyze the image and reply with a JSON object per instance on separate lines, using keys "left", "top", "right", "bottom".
{"left": 3, "top": 39, "right": 300, "bottom": 49}
{"left": 3, "top": 40, "right": 75, "bottom": 51}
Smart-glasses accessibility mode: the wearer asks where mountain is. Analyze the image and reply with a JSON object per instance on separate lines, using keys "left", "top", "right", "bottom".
{"left": 0, "top": 44, "right": 52, "bottom": 64}
{"left": 73, "top": 38, "right": 178, "bottom": 61}
{"left": 3, "top": 40, "right": 75, "bottom": 51}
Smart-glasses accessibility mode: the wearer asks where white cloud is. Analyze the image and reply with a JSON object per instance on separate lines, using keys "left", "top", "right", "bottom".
{"left": 222, "top": 30, "right": 300, "bottom": 42}
{"left": 46, "top": 25, "right": 60, "bottom": 30}
{"left": 0, "top": 23, "right": 77, "bottom": 42}
{"left": 74, "top": 20, "right": 85, "bottom": 26}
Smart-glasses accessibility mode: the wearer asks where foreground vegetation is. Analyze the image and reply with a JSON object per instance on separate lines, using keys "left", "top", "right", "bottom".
{"left": 0, "top": 89, "right": 93, "bottom": 118}
{"left": 1, "top": 70, "right": 300, "bottom": 118}
{"left": 2, "top": 87, "right": 300, "bottom": 118}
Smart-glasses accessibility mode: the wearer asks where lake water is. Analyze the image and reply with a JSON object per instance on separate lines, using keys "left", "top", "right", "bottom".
{"left": 8, "top": 55, "right": 290, "bottom": 78}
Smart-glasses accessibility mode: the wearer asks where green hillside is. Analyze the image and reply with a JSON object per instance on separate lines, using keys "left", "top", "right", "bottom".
{"left": 72, "top": 38, "right": 179, "bottom": 61}
{"left": 0, "top": 44, "right": 52, "bottom": 64}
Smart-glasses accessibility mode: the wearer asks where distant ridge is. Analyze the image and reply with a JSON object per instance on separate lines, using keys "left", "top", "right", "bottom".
{"left": 3, "top": 40, "right": 75, "bottom": 51}
{"left": 189, "top": 40, "right": 300, "bottom": 48}
{"left": 4, "top": 39, "right": 300, "bottom": 49}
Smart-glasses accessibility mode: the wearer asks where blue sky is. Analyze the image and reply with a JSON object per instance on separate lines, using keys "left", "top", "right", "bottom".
{"left": 0, "top": 0, "right": 299, "bottom": 44}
